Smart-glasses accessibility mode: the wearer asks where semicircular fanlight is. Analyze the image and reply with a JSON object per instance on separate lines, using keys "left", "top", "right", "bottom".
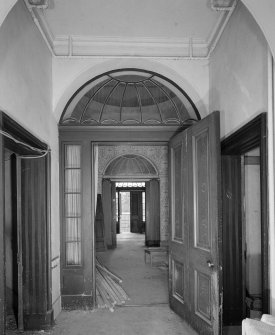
{"left": 104, "top": 154, "right": 158, "bottom": 178}
{"left": 60, "top": 70, "right": 200, "bottom": 126}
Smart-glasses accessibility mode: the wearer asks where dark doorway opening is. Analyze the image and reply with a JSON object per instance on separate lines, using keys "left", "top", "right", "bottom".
{"left": 116, "top": 183, "right": 146, "bottom": 236}
{"left": 221, "top": 113, "right": 268, "bottom": 327}
{"left": 4, "top": 152, "right": 18, "bottom": 332}
{"left": 0, "top": 112, "right": 52, "bottom": 333}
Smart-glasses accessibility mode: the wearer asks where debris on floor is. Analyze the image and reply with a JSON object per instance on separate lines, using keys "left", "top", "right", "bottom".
{"left": 96, "top": 258, "right": 130, "bottom": 311}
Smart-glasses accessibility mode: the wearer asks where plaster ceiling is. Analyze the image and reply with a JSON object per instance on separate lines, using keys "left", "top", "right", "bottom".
{"left": 25, "top": 0, "right": 238, "bottom": 57}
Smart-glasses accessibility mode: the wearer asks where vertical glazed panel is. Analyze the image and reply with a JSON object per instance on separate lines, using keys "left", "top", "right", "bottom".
{"left": 193, "top": 129, "right": 210, "bottom": 250}
{"left": 64, "top": 145, "right": 82, "bottom": 266}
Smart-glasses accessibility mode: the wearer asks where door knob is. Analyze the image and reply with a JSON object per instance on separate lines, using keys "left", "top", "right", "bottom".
{"left": 207, "top": 260, "right": 214, "bottom": 268}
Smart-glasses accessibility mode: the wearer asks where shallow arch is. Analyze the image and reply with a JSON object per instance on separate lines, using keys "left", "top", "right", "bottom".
{"left": 54, "top": 58, "right": 208, "bottom": 122}
{"left": 59, "top": 68, "right": 201, "bottom": 127}
{"left": 103, "top": 154, "right": 159, "bottom": 179}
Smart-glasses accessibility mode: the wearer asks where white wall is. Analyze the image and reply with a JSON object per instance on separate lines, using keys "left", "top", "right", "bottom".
{"left": 210, "top": 1, "right": 268, "bottom": 138}
{"left": 210, "top": 1, "right": 275, "bottom": 315}
{"left": 245, "top": 163, "right": 262, "bottom": 296}
{"left": 0, "top": 1, "right": 61, "bottom": 317}
{"left": 0, "top": 0, "right": 17, "bottom": 28}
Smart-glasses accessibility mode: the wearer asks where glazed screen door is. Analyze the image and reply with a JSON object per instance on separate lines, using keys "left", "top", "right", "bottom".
{"left": 169, "top": 111, "right": 222, "bottom": 335}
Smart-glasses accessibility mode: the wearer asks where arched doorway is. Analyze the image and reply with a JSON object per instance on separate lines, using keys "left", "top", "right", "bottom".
{"left": 100, "top": 154, "right": 160, "bottom": 249}
{"left": 58, "top": 68, "right": 200, "bottom": 310}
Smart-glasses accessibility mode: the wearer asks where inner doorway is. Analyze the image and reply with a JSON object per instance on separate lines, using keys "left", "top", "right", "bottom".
{"left": 221, "top": 113, "right": 268, "bottom": 327}
{"left": 0, "top": 112, "right": 52, "bottom": 333}
{"left": 116, "top": 182, "right": 146, "bottom": 235}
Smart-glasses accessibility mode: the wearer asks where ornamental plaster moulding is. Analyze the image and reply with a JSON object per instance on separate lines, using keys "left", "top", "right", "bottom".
{"left": 24, "top": 0, "right": 237, "bottom": 59}
{"left": 27, "top": 0, "right": 48, "bottom": 9}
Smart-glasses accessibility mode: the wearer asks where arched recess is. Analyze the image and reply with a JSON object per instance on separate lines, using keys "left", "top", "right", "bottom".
{"left": 103, "top": 154, "right": 159, "bottom": 179}
{"left": 101, "top": 154, "right": 160, "bottom": 249}
{"left": 54, "top": 58, "right": 207, "bottom": 122}
{"left": 59, "top": 68, "right": 201, "bottom": 128}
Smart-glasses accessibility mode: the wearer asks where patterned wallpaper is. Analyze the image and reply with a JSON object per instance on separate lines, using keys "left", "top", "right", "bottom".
{"left": 98, "top": 145, "right": 169, "bottom": 241}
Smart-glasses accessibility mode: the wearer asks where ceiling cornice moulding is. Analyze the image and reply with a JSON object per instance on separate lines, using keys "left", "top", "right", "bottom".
{"left": 24, "top": 0, "right": 237, "bottom": 59}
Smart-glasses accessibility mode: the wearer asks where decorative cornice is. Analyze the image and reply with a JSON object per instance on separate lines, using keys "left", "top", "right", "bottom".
{"left": 24, "top": 0, "right": 237, "bottom": 59}
{"left": 27, "top": 0, "right": 48, "bottom": 9}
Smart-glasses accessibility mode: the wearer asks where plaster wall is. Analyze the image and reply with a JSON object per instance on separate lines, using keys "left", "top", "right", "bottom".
{"left": 0, "top": 1, "right": 61, "bottom": 317}
{"left": 210, "top": 0, "right": 275, "bottom": 315}
{"left": 52, "top": 57, "right": 209, "bottom": 122}
{"left": 245, "top": 163, "right": 261, "bottom": 296}
{"left": 98, "top": 145, "right": 169, "bottom": 241}
{"left": 209, "top": 1, "right": 268, "bottom": 138}
{"left": 0, "top": 0, "right": 17, "bottom": 28}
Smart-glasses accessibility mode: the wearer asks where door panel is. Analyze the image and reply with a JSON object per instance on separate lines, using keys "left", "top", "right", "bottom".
{"left": 169, "top": 111, "right": 221, "bottom": 335}
{"left": 18, "top": 156, "right": 52, "bottom": 330}
{"left": 222, "top": 156, "right": 243, "bottom": 325}
{"left": 169, "top": 130, "right": 189, "bottom": 319}
{"left": 102, "top": 179, "right": 113, "bottom": 248}
{"left": 145, "top": 180, "right": 160, "bottom": 246}
{"left": 111, "top": 182, "right": 116, "bottom": 248}
{"left": 130, "top": 191, "right": 142, "bottom": 233}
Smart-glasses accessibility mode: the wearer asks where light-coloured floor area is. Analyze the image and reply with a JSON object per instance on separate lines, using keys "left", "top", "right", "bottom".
{"left": 7, "top": 232, "right": 198, "bottom": 334}
{"left": 6, "top": 233, "right": 244, "bottom": 335}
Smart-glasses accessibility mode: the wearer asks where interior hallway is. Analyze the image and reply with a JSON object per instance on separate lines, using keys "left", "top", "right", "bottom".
{"left": 98, "top": 232, "right": 168, "bottom": 306}
{"left": 7, "top": 233, "right": 197, "bottom": 334}
{"left": 53, "top": 232, "right": 197, "bottom": 335}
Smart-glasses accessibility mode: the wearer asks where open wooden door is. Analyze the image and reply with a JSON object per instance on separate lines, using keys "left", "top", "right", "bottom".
{"left": 14, "top": 155, "right": 52, "bottom": 330}
{"left": 169, "top": 111, "right": 222, "bottom": 335}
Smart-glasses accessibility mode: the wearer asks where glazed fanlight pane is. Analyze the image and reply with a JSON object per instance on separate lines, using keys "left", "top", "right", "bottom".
{"left": 65, "top": 194, "right": 81, "bottom": 217}
{"left": 65, "top": 145, "right": 81, "bottom": 168}
{"left": 66, "top": 242, "right": 81, "bottom": 266}
{"left": 66, "top": 218, "right": 81, "bottom": 241}
{"left": 60, "top": 71, "right": 199, "bottom": 126}
{"left": 65, "top": 169, "right": 81, "bottom": 193}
